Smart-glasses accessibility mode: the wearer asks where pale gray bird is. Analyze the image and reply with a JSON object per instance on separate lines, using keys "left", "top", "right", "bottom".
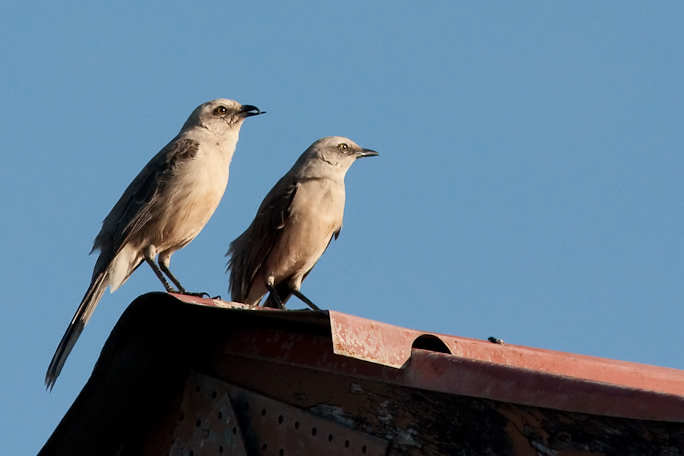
{"left": 227, "top": 136, "right": 378, "bottom": 310}
{"left": 46, "top": 99, "right": 263, "bottom": 388}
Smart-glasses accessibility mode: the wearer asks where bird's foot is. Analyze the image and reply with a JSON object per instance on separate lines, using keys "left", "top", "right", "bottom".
{"left": 179, "top": 291, "right": 211, "bottom": 298}
{"left": 269, "top": 297, "right": 287, "bottom": 310}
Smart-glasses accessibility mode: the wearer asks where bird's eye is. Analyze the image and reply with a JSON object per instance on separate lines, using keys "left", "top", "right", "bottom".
{"left": 214, "top": 106, "right": 228, "bottom": 115}
{"left": 337, "top": 143, "right": 349, "bottom": 151}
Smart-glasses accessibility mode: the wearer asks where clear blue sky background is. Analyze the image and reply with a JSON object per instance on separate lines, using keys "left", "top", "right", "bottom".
{"left": 2, "top": 2, "right": 683, "bottom": 453}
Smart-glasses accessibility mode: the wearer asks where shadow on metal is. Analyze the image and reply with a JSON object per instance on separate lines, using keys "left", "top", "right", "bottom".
{"left": 411, "top": 334, "right": 452, "bottom": 354}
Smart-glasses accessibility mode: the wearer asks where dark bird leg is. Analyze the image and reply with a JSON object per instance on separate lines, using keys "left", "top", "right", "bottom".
{"left": 158, "top": 261, "right": 188, "bottom": 293}
{"left": 158, "top": 256, "right": 209, "bottom": 297}
{"left": 265, "top": 283, "right": 287, "bottom": 309}
{"left": 144, "top": 256, "right": 177, "bottom": 293}
{"left": 291, "top": 289, "right": 321, "bottom": 311}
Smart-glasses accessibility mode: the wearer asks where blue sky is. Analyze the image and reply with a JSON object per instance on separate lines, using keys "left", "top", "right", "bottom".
{"left": 2, "top": 2, "right": 684, "bottom": 453}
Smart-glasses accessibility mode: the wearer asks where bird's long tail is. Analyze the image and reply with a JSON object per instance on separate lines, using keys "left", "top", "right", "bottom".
{"left": 45, "top": 271, "right": 108, "bottom": 390}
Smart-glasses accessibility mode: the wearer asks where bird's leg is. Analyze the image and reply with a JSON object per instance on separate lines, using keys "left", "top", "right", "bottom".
{"left": 144, "top": 255, "right": 177, "bottom": 293}
{"left": 158, "top": 252, "right": 209, "bottom": 297}
{"left": 265, "top": 283, "right": 287, "bottom": 310}
{"left": 157, "top": 261, "right": 188, "bottom": 293}
{"left": 291, "top": 289, "right": 321, "bottom": 311}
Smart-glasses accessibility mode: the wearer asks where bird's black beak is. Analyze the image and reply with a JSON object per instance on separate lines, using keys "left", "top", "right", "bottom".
{"left": 357, "top": 148, "right": 379, "bottom": 158}
{"left": 238, "top": 105, "right": 265, "bottom": 117}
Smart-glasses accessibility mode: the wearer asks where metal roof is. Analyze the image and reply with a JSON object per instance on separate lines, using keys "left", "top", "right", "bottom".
{"left": 174, "top": 292, "right": 684, "bottom": 422}
{"left": 39, "top": 292, "right": 684, "bottom": 456}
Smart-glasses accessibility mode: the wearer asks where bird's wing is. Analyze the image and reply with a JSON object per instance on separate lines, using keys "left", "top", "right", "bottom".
{"left": 228, "top": 175, "right": 299, "bottom": 301}
{"left": 93, "top": 138, "right": 200, "bottom": 261}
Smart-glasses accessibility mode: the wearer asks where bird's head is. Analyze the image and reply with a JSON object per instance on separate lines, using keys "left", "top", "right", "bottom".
{"left": 181, "top": 99, "right": 264, "bottom": 136}
{"left": 305, "top": 136, "right": 379, "bottom": 172}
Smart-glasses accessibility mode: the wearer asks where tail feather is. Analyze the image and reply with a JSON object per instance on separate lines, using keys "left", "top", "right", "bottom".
{"left": 45, "top": 271, "right": 108, "bottom": 390}
{"left": 226, "top": 232, "right": 249, "bottom": 302}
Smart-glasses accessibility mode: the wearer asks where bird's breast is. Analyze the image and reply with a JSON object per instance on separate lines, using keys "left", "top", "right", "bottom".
{"left": 150, "top": 145, "right": 232, "bottom": 251}
{"left": 265, "top": 178, "right": 345, "bottom": 282}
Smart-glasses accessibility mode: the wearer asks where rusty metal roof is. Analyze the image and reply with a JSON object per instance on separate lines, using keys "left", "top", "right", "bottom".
{"left": 175, "top": 293, "right": 684, "bottom": 422}
{"left": 39, "top": 293, "right": 684, "bottom": 456}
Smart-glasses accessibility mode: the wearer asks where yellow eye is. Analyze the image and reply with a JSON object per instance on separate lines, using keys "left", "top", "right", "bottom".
{"left": 337, "top": 143, "right": 349, "bottom": 151}
{"left": 214, "top": 106, "right": 228, "bottom": 115}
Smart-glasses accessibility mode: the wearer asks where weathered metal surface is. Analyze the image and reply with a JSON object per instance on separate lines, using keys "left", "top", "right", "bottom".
{"left": 209, "top": 353, "right": 508, "bottom": 455}
{"left": 209, "top": 350, "right": 684, "bottom": 455}
{"left": 170, "top": 293, "right": 332, "bottom": 328}
{"left": 170, "top": 293, "right": 253, "bottom": 310}
{"left": 165, "top": 295, "right": 684, "bottom": 421}
{"left": 329, "top": 311, "right": 417, "bottom": 368}
{"left": 217, "top": 325, "right": 684, "bottom": 422}
{"left": 173, "top": 295, "right": 684, "bottom": 401}
{"left": 328, "top": 310, "right": 684, "bottom": 397}
{"left": 39, "top": 294, "right": 684, "bottom": 455}
{"left": 405, "top": 349, "right": 684, "bottom": 423}
{"left": 170, "top": 372, "right": 248, "bottom": 456}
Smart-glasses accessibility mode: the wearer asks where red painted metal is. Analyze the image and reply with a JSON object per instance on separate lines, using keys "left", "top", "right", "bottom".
{"left": 171, "top": 293, "right": 684, "bottom": 422}
{"left": 328, "top": 310, "right": 684, "bottom": 396}
{"left": 40, "top": 293, "right": 684, "bottom": 455}
{"left": 170, "top": 293, "right": 253, "bottom": 310}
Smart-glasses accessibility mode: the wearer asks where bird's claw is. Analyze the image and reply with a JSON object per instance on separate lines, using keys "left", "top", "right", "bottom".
{"left": 181, "top": 291, "right": 211, "bottom": 298}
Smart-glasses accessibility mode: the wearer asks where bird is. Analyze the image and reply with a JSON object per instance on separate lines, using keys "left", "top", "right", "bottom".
{"left": 45, "top": 99, "right": 263, "bottom": 389}
{"left": 227, "top": 136, "right": 378, "bottom": 310}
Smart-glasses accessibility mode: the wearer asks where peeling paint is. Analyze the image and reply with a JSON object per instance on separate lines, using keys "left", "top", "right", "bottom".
{"left": 350, "top": 383, "right": 364, "bottom": 394}
{"left": 392, "top": 429, "right": 422, "bottom": 447}
{"left": 309, "top": 403, "right": 357, "bottom": 428}
{"left": 377, "top": 400, "right": 393, "bottom": 424}
{"left": 531, "top": 440, "right": 557, "bottom": 455}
